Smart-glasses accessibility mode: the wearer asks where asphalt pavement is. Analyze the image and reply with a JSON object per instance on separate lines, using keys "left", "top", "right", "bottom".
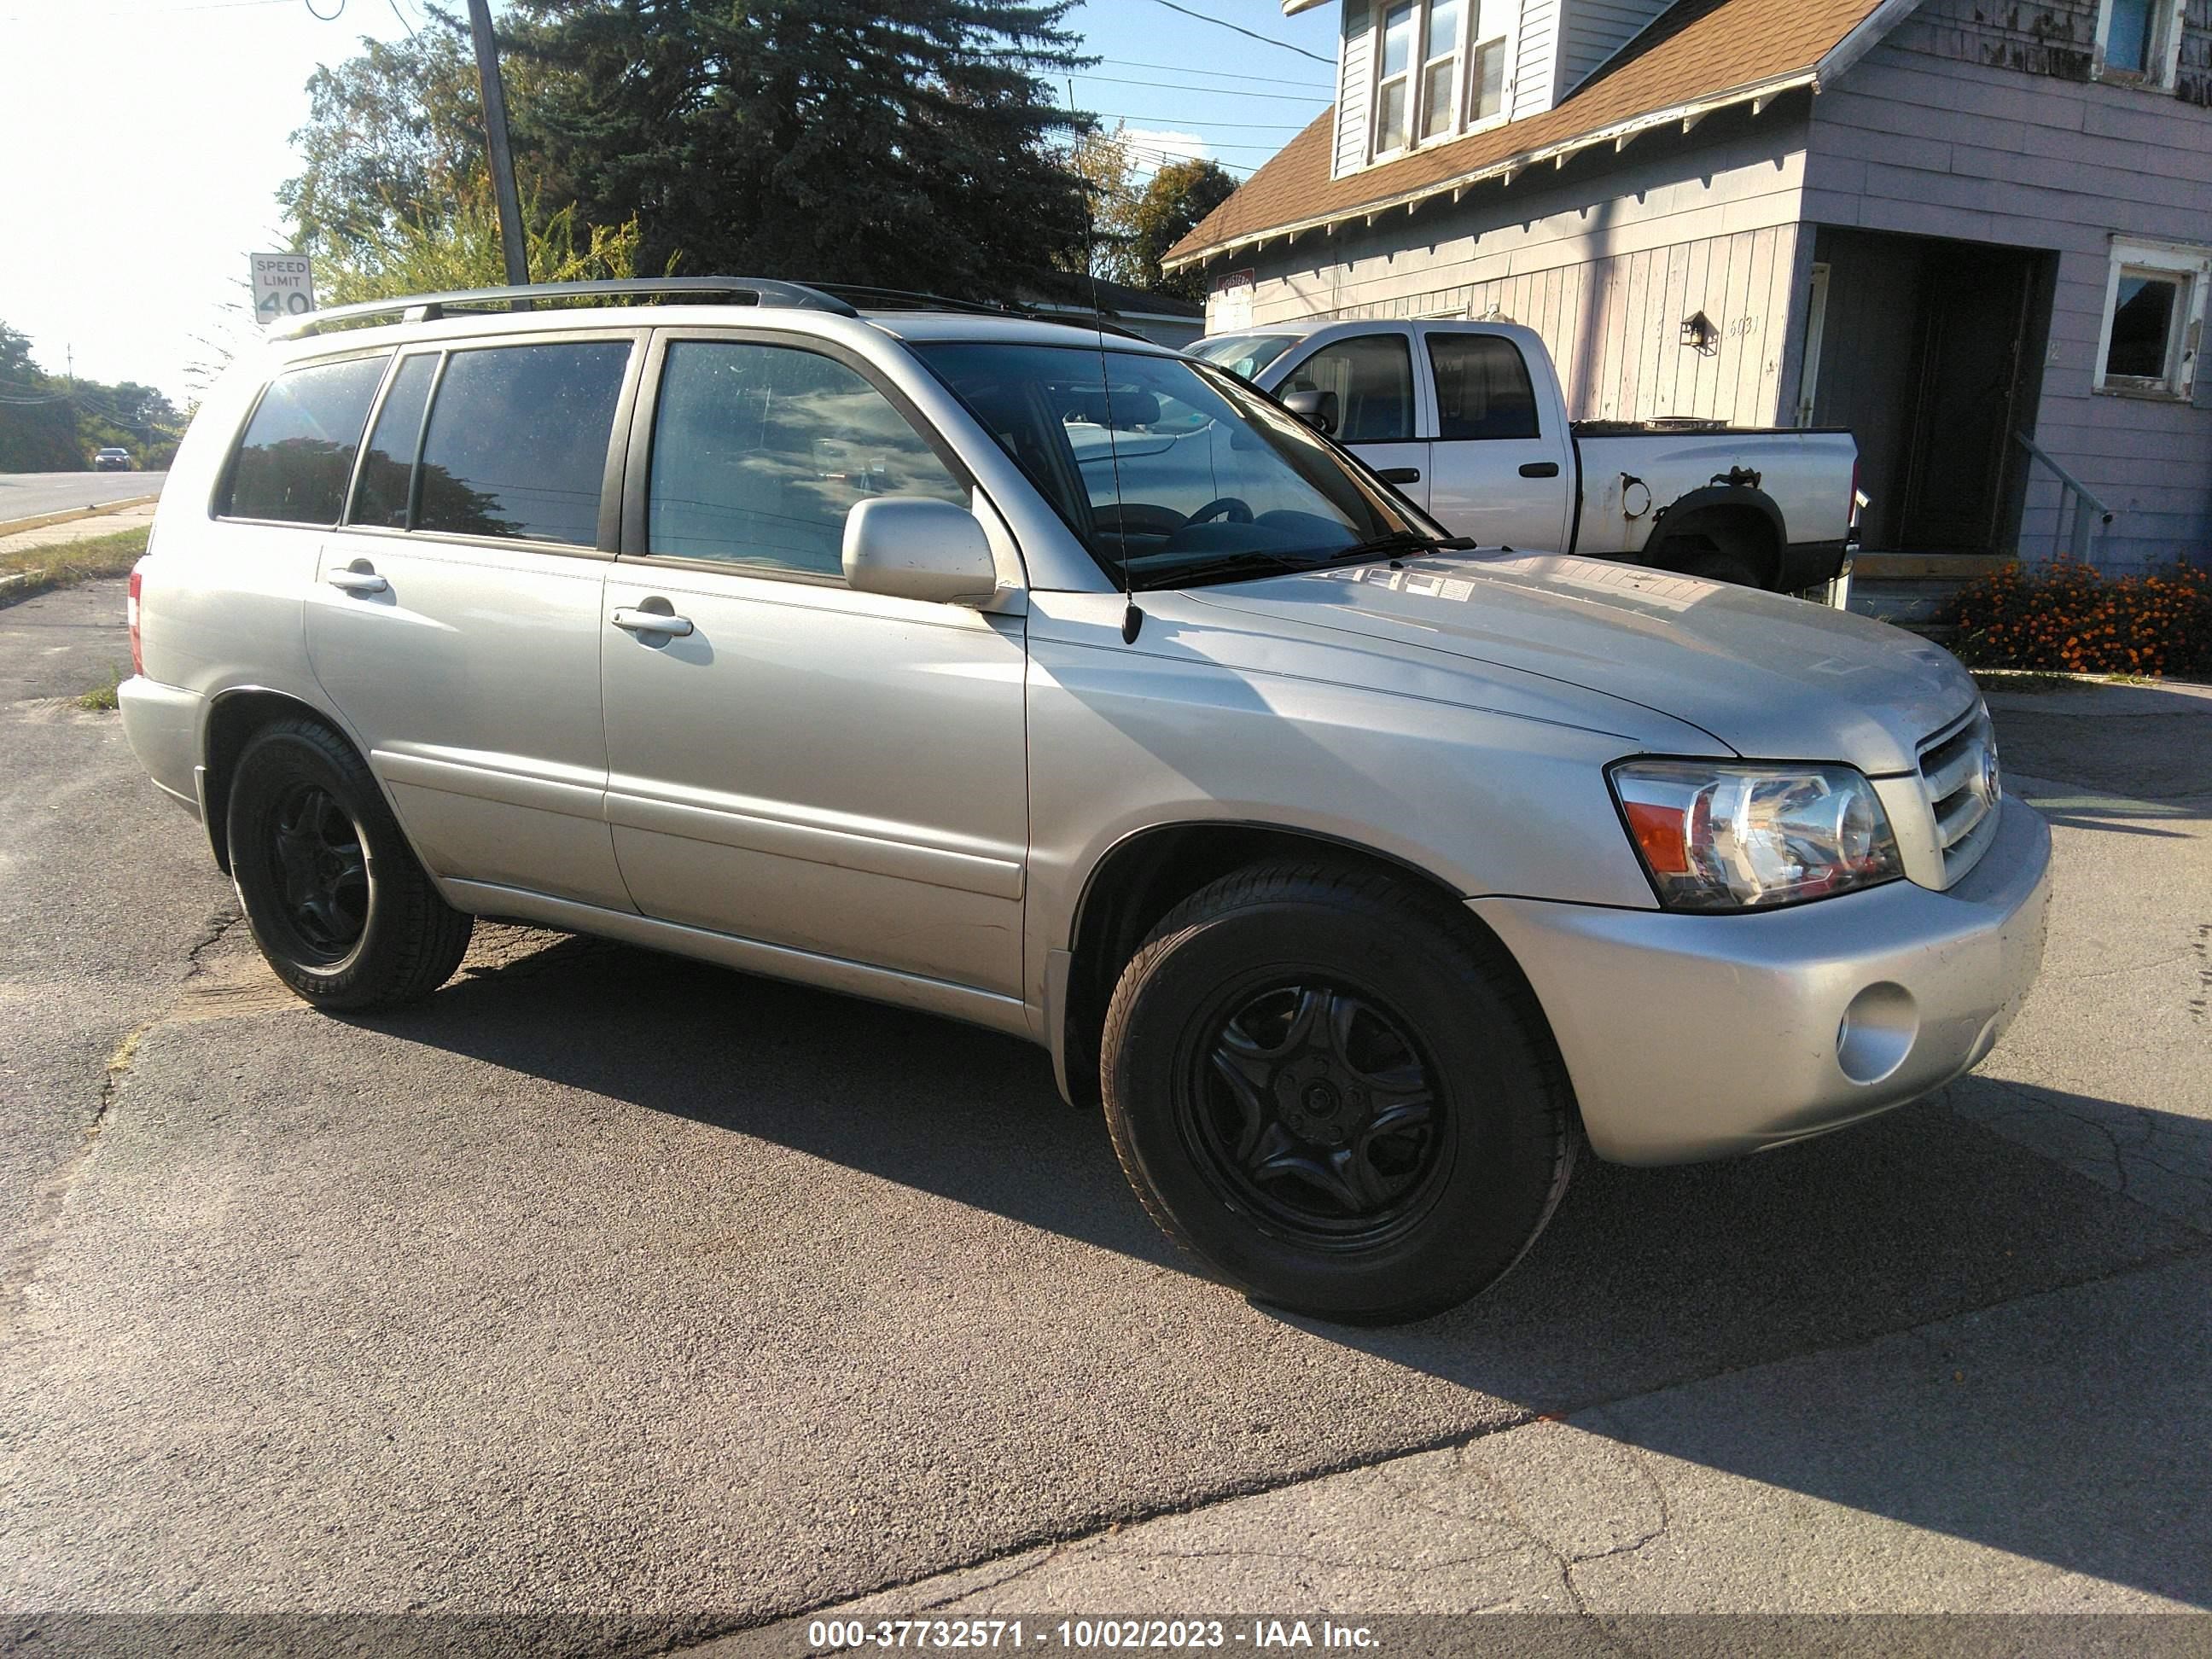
{"left": 0, "top": 471, "right": 166, "bottom": 525}
{"left": 2, "top": 582, "right": 2207, "bottom": 1648}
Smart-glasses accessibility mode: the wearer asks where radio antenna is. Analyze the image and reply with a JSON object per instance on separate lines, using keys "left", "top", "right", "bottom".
{"left": 1073, "top": 81, "right": 1142, "bottom": 644}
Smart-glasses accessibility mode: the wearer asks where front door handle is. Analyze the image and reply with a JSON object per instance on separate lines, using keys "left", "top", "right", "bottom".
{"left": 1378, "top": 467, "right": 1423, "bottom": 484}
{"left": 326, "top": 568, "right": 388, "bottom": 595}
{"left": 611, "top": 606, "right": 695, "bottom": 637}
{"left": 1519, "top": 462, "right": 1562, "bottom": 479}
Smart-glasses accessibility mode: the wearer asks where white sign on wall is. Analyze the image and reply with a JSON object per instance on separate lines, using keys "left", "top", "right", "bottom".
{"left": 1207, "top": 269, "right": 1255, "bottom": 335}
{"left": 250, "top": 253, "right": 317, "bottom": 325}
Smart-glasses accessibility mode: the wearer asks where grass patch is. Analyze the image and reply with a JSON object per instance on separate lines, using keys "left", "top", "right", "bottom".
{"left": 1970, "top": 669, "right": 2096, "bottom": 695}
{"left": 77, "top": 662, "right": 125, "bottom": 712}
{"left": 0, "top": 525, "right": 151, "bottom": 604}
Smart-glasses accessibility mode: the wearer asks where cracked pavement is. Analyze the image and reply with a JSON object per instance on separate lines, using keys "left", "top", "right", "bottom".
{"left": 2, "top": 583, "right": 2208, "bottom": 1646}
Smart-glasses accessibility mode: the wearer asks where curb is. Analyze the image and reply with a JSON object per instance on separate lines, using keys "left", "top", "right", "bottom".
{"left": 0, "top": 493, "right": 160, "bottom": 540}
{"left": 0, "top": 568, "right": 55, "bottom": 611}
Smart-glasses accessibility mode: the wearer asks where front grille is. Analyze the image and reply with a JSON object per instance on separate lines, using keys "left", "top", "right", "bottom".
{"left": 1918, "top": 705, "right": 2000, "bottom": 886}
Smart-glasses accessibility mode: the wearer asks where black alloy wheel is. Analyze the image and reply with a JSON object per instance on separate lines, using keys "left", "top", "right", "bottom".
{"left": 262, "top": 782, "right": 370, "bottom": 963}
{"left": 1185, "top": 981, "right": 1450, "bottom": 1248}
{"left": 1099, "top": 859, "right": 1578, "bottom": 1325}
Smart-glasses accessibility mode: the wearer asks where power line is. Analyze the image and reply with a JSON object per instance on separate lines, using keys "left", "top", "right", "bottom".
{"left": 1090, "top": 112, "right": 1311, "bottom": 131}
{"left": 1099, "top": 58, "right": 1331, "bottom": 92}
{"left": 1147, "top": 0, "right": 1336, "bottom": 66}
{"left": 1072, "top": 73, "right": 1328, "bottom": 104}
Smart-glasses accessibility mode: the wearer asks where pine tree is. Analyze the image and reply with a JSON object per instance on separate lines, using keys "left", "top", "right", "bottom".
{"left": 509, "top": 0, "right": 1096, "bottom": 297}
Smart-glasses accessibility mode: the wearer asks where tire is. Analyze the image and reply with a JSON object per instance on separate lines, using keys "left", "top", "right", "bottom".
{"left": 1681, "top": 546, "right": 1764, "bottom": 589}
{"left": 1098, "top": 859, "right": 1577, "bottom": 1324}
{"left": 1650, "top": 515, "right": 1768, "bottom": 591}
{"left": 225, "top": 717, "right": 473, "bottom": 1010}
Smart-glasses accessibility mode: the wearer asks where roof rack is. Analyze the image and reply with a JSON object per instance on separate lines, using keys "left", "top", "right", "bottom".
{"left": 273, "top": 276, "right": 859, "bottom": 340}
{"left": 811, "top": 284, "right": 1023, "bottom": 317}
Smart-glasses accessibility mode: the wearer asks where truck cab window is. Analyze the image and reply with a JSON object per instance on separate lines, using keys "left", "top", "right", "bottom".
{"left": 1428, "top": 334, "right": 1540, "bottom": 440}
{"left": 1280, "top": 335, "right": 1416, "bottom": 443}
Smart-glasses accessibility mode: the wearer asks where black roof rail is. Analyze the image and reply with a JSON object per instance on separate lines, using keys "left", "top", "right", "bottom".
{"left": 810, "top": 284, "right": 1022, "bottom": 317}
{"left": 273, "top": 276, "right": 859, "bottom": 339}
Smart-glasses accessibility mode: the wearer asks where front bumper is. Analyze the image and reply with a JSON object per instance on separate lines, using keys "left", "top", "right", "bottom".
{"left": 1470, "top": 795, "right": 2052, "bottom": 1165}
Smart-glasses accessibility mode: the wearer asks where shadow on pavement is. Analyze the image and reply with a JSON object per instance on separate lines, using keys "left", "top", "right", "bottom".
{"left": 354, "top": 925, "right": 2208, "bottom": 1607}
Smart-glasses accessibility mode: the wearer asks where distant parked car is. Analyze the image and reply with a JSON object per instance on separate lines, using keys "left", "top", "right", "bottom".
{"left": 93, "top": 447, "right": 134, "bottom": 472}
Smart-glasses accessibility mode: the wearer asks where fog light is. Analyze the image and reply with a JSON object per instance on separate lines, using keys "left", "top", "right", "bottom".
{"left": 1837, "top": 982, "right": 1918, "bottom": 1085}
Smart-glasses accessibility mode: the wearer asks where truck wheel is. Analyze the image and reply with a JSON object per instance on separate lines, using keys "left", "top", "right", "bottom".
{"left": 226, "top": 718, "right": 473, "bottom": 1010}
{"left": 1098, "top": 859, "right": 1576, "bottom": 1324}
{"left": 1682, "top": 547, "right": 1764, "bottom": 589}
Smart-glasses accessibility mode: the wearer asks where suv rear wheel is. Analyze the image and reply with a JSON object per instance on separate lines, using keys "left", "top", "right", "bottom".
{"left": 1098, "top": 859, "right": 1576, "bottom": 1324}
{"left": 226, "top": 718, "right": 472, "bottom": 1010}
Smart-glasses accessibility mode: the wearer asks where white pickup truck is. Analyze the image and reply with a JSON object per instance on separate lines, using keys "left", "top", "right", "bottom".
{"left": 1193, "top": 318, "right": 1859, "bottom": 597}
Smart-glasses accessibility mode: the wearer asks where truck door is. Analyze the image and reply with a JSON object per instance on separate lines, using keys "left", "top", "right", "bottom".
{"left": 1274, "top": 329, "right": 1429, "bottom": 509}
{"left": 1421, "top": 329, "right": 1574, "bottom": 552}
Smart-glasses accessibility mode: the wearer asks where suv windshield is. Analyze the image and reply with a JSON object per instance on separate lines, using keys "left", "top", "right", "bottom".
{"left": 1189, "top": 334, "right": 1301, "bottom": 381}
{"left": 916, "top": 342, "right": 1442, "bottom": 591}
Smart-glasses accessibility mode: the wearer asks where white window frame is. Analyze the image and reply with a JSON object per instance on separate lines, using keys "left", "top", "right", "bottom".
{"left": 1416, "top": 0, "right": 1464, "bottom": 145}
{"left": 1364, "top": 0, "right": 1514, "bottom": 166}
{"left": 2093, "top": 0, "right": 2186, "bottom": 91}
{"left": 2094, "top": 236, "right": 2209, "bottom": 399}
{"left": 1371, "top": 0, "right": 1420, "bottom": 160}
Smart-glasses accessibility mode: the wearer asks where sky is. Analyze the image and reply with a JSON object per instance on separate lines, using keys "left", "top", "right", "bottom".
{"left": 0, "top": 0, "right": 1338, "bottom": 405}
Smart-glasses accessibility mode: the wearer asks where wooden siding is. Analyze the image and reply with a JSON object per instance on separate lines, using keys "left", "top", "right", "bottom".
{"left": 1335, "top": 1, "right": 1376, "bottom": 178}
{"left": 1559, "top": 0, "right": 1673, "bottom": 92}
{"left": 1806, "top": 11, "right": 2212, "bottom": 568}
{"left": 1895, "top": 0, "right": 2212, "bottom": 108}
{"left": 1513, "top": 0, "right": 1563, "bottom": 120}
{"left": 1241, "top": 118, "right": 1811, "bottom": 428}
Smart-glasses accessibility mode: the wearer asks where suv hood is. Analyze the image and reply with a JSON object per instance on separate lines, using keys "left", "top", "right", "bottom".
{"left": 1186, "top": 553, "right": 1975, "bottom": 775}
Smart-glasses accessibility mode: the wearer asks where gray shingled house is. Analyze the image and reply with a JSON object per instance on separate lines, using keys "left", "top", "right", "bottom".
{"left": 1164, "top": 0, "right": 2212, "bottom": 572}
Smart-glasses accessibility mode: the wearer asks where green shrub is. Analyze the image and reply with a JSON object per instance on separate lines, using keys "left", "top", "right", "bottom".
{"left": 1938, "top": 559, "right": 2211, "bottom": 680}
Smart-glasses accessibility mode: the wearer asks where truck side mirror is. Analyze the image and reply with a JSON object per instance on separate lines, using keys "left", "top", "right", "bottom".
{"left": 1279, "top": 387, "right": 1338, "bottom": 437}
{"left": 842, "top": 498, "right": 998, "bottom": 607}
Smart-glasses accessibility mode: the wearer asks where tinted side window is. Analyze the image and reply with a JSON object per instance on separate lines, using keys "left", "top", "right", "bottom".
{"left": 647, "top": 341, "right": 965, "bottom": 577}
{"left": 416, "top": 342, "right": 630, "bottom": 546}
{"left": 222, "top": 354, "right": 388, "bottom": 524}
{"left": 348, "top": 353, "right": 437, "bottom": 527}
{"left": 1429, "top": 334, "right": 1540, "bottom": 439}
{"left": 1279, "top": 335, "right": 1414, "bottom": 442}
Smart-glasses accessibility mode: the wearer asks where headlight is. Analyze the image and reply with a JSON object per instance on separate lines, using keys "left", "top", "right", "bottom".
{"left": 1609, "top": 760, "right": 1904, "bottom": 911}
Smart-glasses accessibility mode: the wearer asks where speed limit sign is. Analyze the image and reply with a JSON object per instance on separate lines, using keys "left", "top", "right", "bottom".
{"left": 250, "top": 253, "right": 317, "bottom": 325}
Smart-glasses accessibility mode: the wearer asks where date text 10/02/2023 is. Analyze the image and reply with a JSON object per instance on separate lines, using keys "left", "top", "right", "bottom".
{"left": 806, "top": 1621, "right": 1381, "bottom": 1651}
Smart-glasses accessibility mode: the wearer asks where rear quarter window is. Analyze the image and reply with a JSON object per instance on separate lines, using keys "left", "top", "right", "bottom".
{"left": 220, "top": 354, "right": 390, "bottom": 524}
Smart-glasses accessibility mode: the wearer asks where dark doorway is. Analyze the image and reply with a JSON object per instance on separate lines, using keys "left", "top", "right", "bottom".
{"left": 1804, "top": 229, "right": 2052, "bottom": 555}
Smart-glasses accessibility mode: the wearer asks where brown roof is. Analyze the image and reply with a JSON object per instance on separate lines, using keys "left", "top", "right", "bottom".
{"left": 1166, "top": 0, "right": 1895, "bottom": 267}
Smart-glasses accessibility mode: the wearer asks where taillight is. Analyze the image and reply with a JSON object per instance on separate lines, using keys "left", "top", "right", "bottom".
{"left": 127, "top": 565, "right": 144, "bottom": 677}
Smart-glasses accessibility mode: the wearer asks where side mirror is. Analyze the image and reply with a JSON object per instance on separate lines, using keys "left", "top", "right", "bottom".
{"left": 1279, "top": 387, "right": 1339, "bottom": 437}
{"left": 841, "top": 497, "right": 999, "bottom": 607}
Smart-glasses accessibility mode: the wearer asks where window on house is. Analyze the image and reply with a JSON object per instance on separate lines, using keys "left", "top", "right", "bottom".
{"left": 1419, "top": 0, "right": 1461, "bottom": 142}
{"left": 1376, "top": 1, "right": 1417, "bottom": 154}
{"left": 2096, "top": 237, "right": 2209, "bottom": 398}
{"left": 2098, "top": 0, "right": 2183, "bottom": 86}
{"left": 1468, "top": 33, "right": 1507, "bottom": 124}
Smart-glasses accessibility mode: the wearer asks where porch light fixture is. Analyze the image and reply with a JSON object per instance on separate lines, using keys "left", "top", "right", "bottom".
{"left": 1681, "top": 311, "right": 1719, "bottom": 355}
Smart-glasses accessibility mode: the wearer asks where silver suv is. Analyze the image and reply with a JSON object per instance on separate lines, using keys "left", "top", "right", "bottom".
{"left": 120, "top": 279, "right": 2052, "bottom": 1324}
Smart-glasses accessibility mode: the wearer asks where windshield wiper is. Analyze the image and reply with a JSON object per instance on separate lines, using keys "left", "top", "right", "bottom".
{"left": 1141, "top": 532, "right": 1480, "bottom": 592}
{"left": 1331, "top": 530, "right": 1478, "bottom": 560}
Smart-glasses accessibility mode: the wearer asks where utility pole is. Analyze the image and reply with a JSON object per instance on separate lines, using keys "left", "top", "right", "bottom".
{"left": 465, "top": 0, "right": 531, "bottom": 294}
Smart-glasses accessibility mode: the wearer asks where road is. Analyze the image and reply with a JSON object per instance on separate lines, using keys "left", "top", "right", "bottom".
{"left": 0, "top": 470, "right": 166, "bottom": 523}
{"left": 2, "top": 580, "right": 2208, "bottom": 1649}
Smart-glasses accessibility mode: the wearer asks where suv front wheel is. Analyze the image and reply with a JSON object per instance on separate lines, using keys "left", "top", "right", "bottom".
{"left": 1099, "top": 859, "right": 1576, "bottom": 1324}
{"left": 226, "top": 718, "right": 473, "bottom": 1010}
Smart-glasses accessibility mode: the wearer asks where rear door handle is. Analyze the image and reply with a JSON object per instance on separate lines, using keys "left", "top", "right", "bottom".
{"left": 1378, "top": 467, "right": 1423, "bottom": 484}
{"left": 611, "top": 606, "right": 695, "bottom": 637}
{"left": 1519, "top": 462, "right": 1562, "bottom": 479}
{"left": 326, "top": 569, "right": 388, "bottom": 595}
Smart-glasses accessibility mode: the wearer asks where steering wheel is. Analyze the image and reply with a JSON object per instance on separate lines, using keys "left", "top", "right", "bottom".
{"left": 1187, "top": 497, "right": 1254, "bottom": 526}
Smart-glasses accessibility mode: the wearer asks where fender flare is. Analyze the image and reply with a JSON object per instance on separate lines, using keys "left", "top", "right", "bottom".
{"left": 1645, "top": 485, "right": 1787, "bottom": 583}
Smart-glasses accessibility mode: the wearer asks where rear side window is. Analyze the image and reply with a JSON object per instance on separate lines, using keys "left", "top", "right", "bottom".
{"left": 1428, "top": 334, "right": 1540, "bottom": 440}
{"left": 349, "top": 353, "right": 437, "bottom": 527}
{"left": 221, "top": 354, "right": 388, "bottom": 524}
{"left": 414, "top": 341, "right": 630, "bottom": 546}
